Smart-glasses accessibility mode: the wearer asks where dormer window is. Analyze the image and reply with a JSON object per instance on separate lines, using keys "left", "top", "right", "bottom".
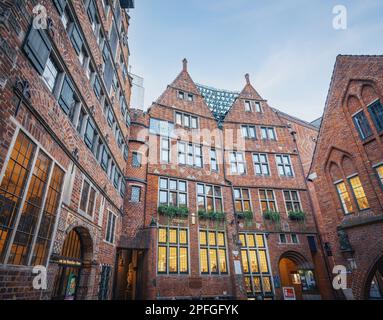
{"left": 245, "top": 101, "right": 252, "bottom": 112}
{"left": 177, "top": 90, "right": 194, "bottom": 102}
{"left": 255, "top": 102, "right": 262, "bottom": 112}
{"left": 187, "top": 94, "right": 194, "bottom": 102}
{"left": 178, "top": 91, "right": 185, "bottom": 100}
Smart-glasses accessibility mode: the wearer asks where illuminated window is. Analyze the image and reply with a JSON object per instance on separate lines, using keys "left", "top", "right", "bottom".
{"left": 234, "top": 188, "right": 251, "bottom": 213}
{"left": 348, "top": 176, "right": 370, "bottom": 210}
{"left": 159, "top": 177, "right": 187, "bottom": 207}
{"left": 157, "top": 227, "right": 188, "bottom": 274}
{"left": 283, "top": 190, "right": 301, "bottom": 213}
{"left": 259, "top": 189, "right": 277, "bottom": 213}
{"left": 335, "top": 182, "right": 353, "bottom": 214}
{"left": 376, "top": 165, "right": 383, "bottom": 188}
{"left": 0, "top": 131, "right": 65, "bottom": 266}
{"left": 239, "top": 233, "right": 273, "bottom": 298}
{"left": 199, "top": 230, "right": 228, "bottom": 275}
{"left": 197, "top": 184, "right": 223, "bottom": 213}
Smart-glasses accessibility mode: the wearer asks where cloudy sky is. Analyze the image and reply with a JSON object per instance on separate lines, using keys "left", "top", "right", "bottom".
{"left": 128, "top": 0, "right": 383, "bottom": 122}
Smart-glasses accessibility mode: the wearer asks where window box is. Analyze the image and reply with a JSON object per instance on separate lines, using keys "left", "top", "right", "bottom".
{"left": 263, "top": 210, "right": 281, "bottom": 223}
{"left": 236, "top": 210, "right": 253, "bottom": 220}
{"left": 198, "top": 210, "right": 225, "bottom": 221}
{"left": 288, "top": 211, "right": 306, "bottom": 221}
{"left": 158, "top": 205, "right": 189, "bottom": 218}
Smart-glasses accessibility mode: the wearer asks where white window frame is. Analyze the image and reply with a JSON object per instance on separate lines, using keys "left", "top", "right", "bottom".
{"left": 276, "top": 154, "right": 294, "bottom": 177}
{"left": 252, "top": 153, "right": 270, "bottom": 176}
{"left": 78, "top": 176, "right": 97, "bottom": 219}
{"left": 105, "top": 209, "right": 117, "bottom": 244}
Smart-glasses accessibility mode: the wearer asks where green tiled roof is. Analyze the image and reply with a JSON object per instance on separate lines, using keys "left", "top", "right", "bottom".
{"left": 196, "top": 84, "right": 239, "bottom": 123}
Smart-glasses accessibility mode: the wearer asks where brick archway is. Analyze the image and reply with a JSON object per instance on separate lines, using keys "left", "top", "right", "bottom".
{"left": 363, "top": 254, "right": 383, "bottom": 299}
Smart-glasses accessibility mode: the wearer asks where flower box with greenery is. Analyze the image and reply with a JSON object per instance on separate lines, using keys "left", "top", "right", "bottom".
{"left": 198, "top": 210, "right": 225, "bottom": 221}
{"left": 235, "top": 210, "right": 253, "bottom": 226}
{"left": 158, "top": 205, "right": 189, "bottom": 219}
{"left": 288, "top": 211, "right": 306, "bottom": 221}
{"left": 262, "top": 210, "right": 281, "bottom": 223}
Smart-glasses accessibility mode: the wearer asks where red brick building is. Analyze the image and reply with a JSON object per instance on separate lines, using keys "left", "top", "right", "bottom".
{"left": 0, "top": 0, "right": 134, "bottom": 299}
{"left": 309, "top": 55, "right": 383, "bottom": 300}
{"left": 115, "top": 59, "right": 334, "bottom": 300}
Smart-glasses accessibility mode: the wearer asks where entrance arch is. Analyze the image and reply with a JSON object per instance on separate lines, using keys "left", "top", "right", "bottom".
{"left": 278, "top": 251, "right": 318, "bottom": 300}
{"left": 52, "top": 227, "right": 93, "bottom": 300}
{"left": 365, "top": 256, "right": 383, "bottom": 300}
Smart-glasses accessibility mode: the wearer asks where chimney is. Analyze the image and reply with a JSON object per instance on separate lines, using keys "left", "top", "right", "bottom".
{"left": 183, "top": 58, "right": 188, "bottom": 72}
{"left": 245, "top": 73, "right": 250, "bottom": 85}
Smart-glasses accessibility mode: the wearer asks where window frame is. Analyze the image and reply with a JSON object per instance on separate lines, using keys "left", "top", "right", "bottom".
{"left": 158, "top": 177, "right": 188, "bottom": 208}
{"left": 105, "top": 210, "right": 117, "bottom": 244}
{"left": 368, "top": 100, "right": 383, "bottom": 133}
{"left": 260, "top": 126, "right": 277, "bottom": 141}
{"left": 334, "top": 180, "right": 354, "bottom": 215}
{"left": 352, "top": 110, "right": 373, "bottom": 141}
{"left": 79, "top": 176, "right": 97, "bottom": 219}
{"left": 241, "top": 125, "right": 257, "bottom": 139}
{"left": 234, "top": 188, "right": 252, "bottom": 213}
{"left": 229, "top": 152, "right": 247, "bottom": 175}
{"left": 197, "top": 183, "right": 223, "bottom": 213}
{"left": 259, "top": 189, "right": 278, "bottom": 213}
{"left": 252, "top": 153, "right": 270, "bottom": 176}
{"left": 283, "top": 190, "right": 302, "bottom": 214}
{"left": 275, "top": 154, "right": 294, "bottom": 177}
{"left": 347, "top": 175, "right": 370, "bottom": 211}
{"left": 210, "top": 148, "right": 219, "bottom": 172}
{"left": 130, "top": 185, "right": 141, "bottom": 203}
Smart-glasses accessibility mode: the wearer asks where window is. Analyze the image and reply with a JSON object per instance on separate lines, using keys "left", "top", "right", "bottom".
{"left": 59, "top": 76, "right": 77, "bottom": 115}
{"left": 255, "top": 102, "right": 262, "bottom": 112}
{"left": 175, "top": 112, "right": 198, "bottom": 129}
{"left": 76, "top": 108, "right": 86, "bottom": 134}
{"left": 178, "top": 142, "right": 203, "bottom": 167}
{"left": 283, "top": 190, "right": 301, "bottom": 213}
{"left": 230, "top": 152, "right": 246, "bottom": 175}
{"left": 353, "top": 111, "right": 373, "bottom": 140}
{"left": 109, "top": 22, "right": 119, "bottom": 59}
{"left": 42, "top": 54, "right": 59, "bottom": 92}
{"left": 0, "top": 131, "right": 65, "bottom": 266}
{"left": 210, "top": 149, "right": 218, "bottom": 172}
{"left": 197, "top": 184, "right": 223, "bottom": 213}
{"left": 199, "top": 230, "right": 228, "bottom": 274}
{"left": 261, "top": 127, "right": 276, "bottom": 140}
{"left": 93, "top": 75, "right": 102, "bottom": 100}
{"left": 159, "top": 178, "right": 187, "bottom": 207}
{"left": 98, "top": 265, "right": 111, "bottom": 300}
{"left": 240, "top": 233, "right": 273, "bottom": 297}
{"left": 84, "top": 119, "right": 97, "bottom": 151}
{"left": 161, "top": 138, "right": 170, "bottom": 163}
{"left": 187, "top": 94, "right": 194, "bottom": 102}
{"left": 337, "top": 180, "right": 355, "bottom": 214}
{"left": 130, "top": 186, "right": 141, "bottom": 203}
{"left": 375, "top": 164, "right": 383, "bottom": 188}
{"left": 101, "top": 146, "right": 110, "bottom": 172}
{"left": 79, "top": 178, "right": 97, "bottom": 217}
{"left": 105, "top": 211, "right": 117, "bottom": 243}
{"left": 69, "top": 22, "right": 84, "bottom": 56}
{"left": 132, "top": 152, "right": 142, "bottom": 168}
{"left": 368, "top": 100, "right": 383, "bottom": 132}
{"left": 241, "top": 125, "right": 256, "bottom": 139}
{"left": 291, "top": 234, "right": 299, "bottom": 244}
{"left": 253, "top": 153, "right": 270, "bottom": 176}
{"left": 348, "top": 176, "right": 370, "bottom": 210}
{"left": 259, "top": 189, "right": 277, "bottom": 213}
{"left": 234, "top": 188, "right": 251, "bottom": 212}
{"left": 276, "top": 155, "right": 293, "bottom": 177}
{"left": 244, "top": 101, "right": 252, "bottom": 112}
{"left": 279, "top": 234, "right": 287, "bottom": 244}
{"left": 123, "top": 145, "right": 129, "bottom": 161}
{"left": 113, "top": 169, "right": 121, "bottom": 190}
{"left": 157, "top": 227, "right": 189, "bottom": 274}
{"left": 87, "top": 0, "right": 100, "bottom": 36}
{"left": 178, "top": 91, "right": 185, "bottom": 100}
{"left": 149, "top": 118, "right": 174, "bottom": 137}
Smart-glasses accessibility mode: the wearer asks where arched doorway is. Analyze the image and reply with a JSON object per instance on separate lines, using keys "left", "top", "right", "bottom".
{"left": 365, "top": 256, "right": 383, "bottom": 300}
{"left": 279, "top": 251, "right": 318, "bottom": 300}
{"left": 52, "top": 227, "right": 92, "bottom": 300}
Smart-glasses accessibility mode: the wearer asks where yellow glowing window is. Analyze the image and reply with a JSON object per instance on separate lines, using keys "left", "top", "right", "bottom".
{"left": 200, "top": 248, "right": 208, "bottom": 273}
{"left": 209, "top": 232, "right": 216, "bottom": 246}
{"left": 241, "top": 250, "right": 249, "bottom": 273}
{"left": 169, "top": 229, "right": 177, "bottom": 244}
{"left": 248, "top": 250, "right": 259, "bottom": 273}
{"left": 349, "top": 176, "right": 370, "bottom": 210}
{"left": 245, "top": 276, "right": 252, "bottom": 293}
{"left": 246, "top": 234, "right": 255, "bottom": 247}
{"left": 217, "top": 232, "right": 225, "bottom": 246}
{"left": 157, "top": 246, "right": 167, "bottom": 273}
{"left": 209, "top": 249, "right": 218, "bottom": 273}
{"left": 179, "top": 230, "right": 187, "bottom": 245}
{"left": 169, "top": 247, "right": 177, "bottom": 273}
{"left": 259, "top": 250, "right": 269, "bottom": 273}
{"left": 253, "top": 276, "right": 262, "bottom": 293}
{"left": 239, "top": 234, "right": 246, "bottom": 247}
{"left": 263, "top": 277, "right": 272, "bottom": 293}
{"left": 377, "top": 165, "right": 383, "bottom": 185}
{"left": 199, "top": 231, "right": 207, "bottom": 245}
{"left": 179, "top": 247, "right": 188, "bottom": 273}
{"left": 336, "top": 182, "right": 353, "bottom": 214}
{"left": 256, "top": 234, "right": 265, "bottom": 247}
{"left": 158, "top": 228, "right": 167, "bottom": 243}
{"left": 218, "top": 249, "right": 227, "bottom": 273}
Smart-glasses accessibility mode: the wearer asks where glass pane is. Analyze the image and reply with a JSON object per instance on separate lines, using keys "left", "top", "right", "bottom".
{"left": 242, "top": 189, "right": 250, "bottom": 199}
{"left": 259, "top": 190, "right": 266, "bottom": 199}
{"left": 243, "top": 201, "right": 251, "bottom": 211}
{"left": 209, "top": 232, "right": 216, "bottom": 246}
{"left": 160, "top": 178, "right": 168, "bottom": 189}
{"left": 197, "top": 184, "right": 204, "bottom": 195}
{"left": 158, "top": 228, "right": 167, "bottom": 243}
{"left": 198, "top": 196, "right": 205, "bottom": 210}
{"left": 79, "top": 180, "right": 90, "bottom": 212}
{"left": 214, "top": 186, "right": 221, "bottom": 197}
{"left": 206, "top": 185, "right": 213, "bottom": 196}
{"left": 239, "top": 234, "right": 246, "bottom": 247}
{"left": 249, "top": 250, "right": 259, "bottom": 273}
{"left": 215, "top": 198, "right": 223, "bottom": 212}
{"left": 209, "top": 249, "right": 218, "bottom": 273}
{"left": 169, "top": 247, "right": 177, "bottom": 273}
{"left": 256, "top": 235, "right": 265, "bottom": 247}
{"left": 157, "top": 246, "right": 167, "bottom": 273}
{"left": 207, "top": 197, "right": 214, "bottom": 212}
{"left": 259, "top": 250, "right": 269, "bottom": 273}
{"left": 169, "top": 192, "right": 177, "bottom": 206}
{"left": 241, "top": 250, "right": 249, "bottom": 273}
{"left": 159, "top": 191, "right": 168, "bottom": 204}
{"left": 235, "top": 200, "right": 243, "bottom": 212}
{"left": 179, "top": 193, "right": 186, "bottom": 206}
{"left": 234, "top": 189, "right": 241, "bottom": 199}
{"left": 245, "top": 276, "right": 252, "bottom": 293}
{"left": 217, "top": 232, "right": 225, "bottom": 246}
{"left": 263, "top": 277, "right": 272, "bottom": 293}
{"left": 199, "top": 231, "right": 207, "bottom": 246}
{"left": 169, "top": 180, "right": 177, "bottom": 190}
{"left": 178, "top": 181, "right": 186, "bottom": 192}
{"left": 200, "top": 248, "right": 208, "bottom": 273}
{"left": 179, "top": 230, "right": 187, "bottom": 244}
{"left": 169, "top": 229, "right": 177, "bottom": 244}
{"left": 284, "top": 191, "right": 291, "bottom": 201}
{"left": 179, "top": 247, "right": 188, "bottom": 273}
{"left": 253, "top": 276, "right": 262, "bottom": 293}
{"left": 218, "top": 249, "right": 227, "bottom": 273}
{"left": 246, "top": 234, "right": 255, "bottom": 247}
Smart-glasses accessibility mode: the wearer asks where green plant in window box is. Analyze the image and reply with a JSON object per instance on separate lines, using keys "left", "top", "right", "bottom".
{"left": 236, "top": 211, "right": 253, "bottom": 226}
{"left": 198, "top": 210, "right": 225, "bottom": 221}
{"left": 288, "top": 211, "right": 306, "bottom": 221}
{"left": 158, "top": 205, "right": 189, "bottom": 219}
{"left": 263, "top": 210, "right": 281, "bottom": 223}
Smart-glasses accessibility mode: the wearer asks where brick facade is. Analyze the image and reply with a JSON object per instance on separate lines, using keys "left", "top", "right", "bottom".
{"left": 310, "top": 55, "right": 383, "bottom": 300}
